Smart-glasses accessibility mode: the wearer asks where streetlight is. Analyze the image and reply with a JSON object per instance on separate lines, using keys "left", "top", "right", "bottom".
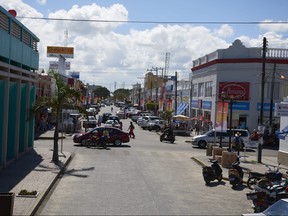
{"left": 221, "top": 91, "right": 238, "bottom": 152}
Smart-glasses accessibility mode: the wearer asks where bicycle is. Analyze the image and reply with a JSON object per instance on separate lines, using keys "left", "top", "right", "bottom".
{"left": 247, "top": 164, "right": 282, "bottom": 190}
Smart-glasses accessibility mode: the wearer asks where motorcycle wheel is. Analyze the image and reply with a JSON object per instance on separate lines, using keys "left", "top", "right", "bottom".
{"left": 160, "top": 136, "right": 163, "bottom": 142}
{"left": 205, "top": 179, "right": 210, "bottom": 185}
{"left": 170, "top": 139, "right": 175, "bottom": 144}
{"left": 247, "top": 177, "right": 259, "bottom": 190}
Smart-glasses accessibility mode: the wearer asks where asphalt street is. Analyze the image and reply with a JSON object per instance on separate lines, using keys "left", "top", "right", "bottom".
{"left": 36, "top": 106, "right": 255, "bottom": 215}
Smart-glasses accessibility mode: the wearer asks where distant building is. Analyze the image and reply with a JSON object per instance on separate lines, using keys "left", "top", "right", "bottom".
{"left": 0, "top": 6, "right": 39, "bottom": 168}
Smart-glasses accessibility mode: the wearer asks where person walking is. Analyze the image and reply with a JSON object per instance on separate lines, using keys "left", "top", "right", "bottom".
{"left": 128, "top": 122, "right": 135, "bottom": 139}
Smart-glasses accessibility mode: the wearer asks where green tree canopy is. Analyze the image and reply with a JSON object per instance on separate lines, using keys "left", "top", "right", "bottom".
{"left": 113, "top": 88, "right": 130, "bottom": 101}
{"left": 93, "top": 86, "right": 110, "bottom": 99}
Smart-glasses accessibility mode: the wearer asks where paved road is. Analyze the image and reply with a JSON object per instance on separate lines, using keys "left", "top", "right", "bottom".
{"left": 37, "top": 106, "right": 254, "bottom": 215}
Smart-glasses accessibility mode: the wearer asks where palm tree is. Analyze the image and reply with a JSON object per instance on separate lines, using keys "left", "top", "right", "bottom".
{"left": 32, "top": 70, "right": 86, "bottom": 162}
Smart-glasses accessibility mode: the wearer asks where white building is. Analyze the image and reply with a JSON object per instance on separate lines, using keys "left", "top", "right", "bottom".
{"left": 191, "top": 39, "right": 288, "bottom": 132}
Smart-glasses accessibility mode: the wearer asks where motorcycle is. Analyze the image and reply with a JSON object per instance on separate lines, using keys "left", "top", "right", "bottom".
{"left": 228, "top": 160, "right": 244, "bottom": 188}
{"left": 247, "top": 164, "right": 283, "bottom": 190}
{"left": 160, "top": 132, "right": 175, "bottom": 143}
{"left": 202, "top": 159, "right": 223, "bottom": 185}
{"left": 246, "top": 179, "right": 288, "bottom": 213}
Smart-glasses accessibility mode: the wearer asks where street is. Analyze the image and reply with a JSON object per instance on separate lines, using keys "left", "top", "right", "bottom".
{"left": 36, "top": 105, "right": 255, "bottom": 215}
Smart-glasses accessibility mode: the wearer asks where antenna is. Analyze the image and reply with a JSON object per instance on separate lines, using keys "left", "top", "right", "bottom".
{"left": 164, "top": 52, "right": 170, "bottom": 77}
{"left": 64, "top": 28, "right": 68, "bottom": 47}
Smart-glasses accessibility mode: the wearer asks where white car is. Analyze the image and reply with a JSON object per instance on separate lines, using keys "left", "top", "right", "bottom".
{"left": 104, "top": 119, "right": 121, "bottom": 129}
{"left": 191, "top": 129, "right": 251, "bottom": 149}
{"left": 242, "top": 198, "right": 288, "bottom": 216}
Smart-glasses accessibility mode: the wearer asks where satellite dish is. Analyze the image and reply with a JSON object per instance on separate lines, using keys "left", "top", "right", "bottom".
{"left": 8, "top": 10, "right": 17, "bottom": 17}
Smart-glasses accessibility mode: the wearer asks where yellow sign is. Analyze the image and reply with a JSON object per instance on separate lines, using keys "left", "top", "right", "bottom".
{"left": 47, "top": 46, "right": 74, "bottom": 58}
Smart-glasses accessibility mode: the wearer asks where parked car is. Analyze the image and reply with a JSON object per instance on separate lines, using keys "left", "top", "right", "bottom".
{"left": 104, "top": 120, "right": 121, "bottom": 129}
{"left": 82, "top": 116, "right": 97, "bottom": 128}
{"left": 140, "top": 116, "right": 162, "bottom": 129}
{"left": 101, "top": 113, "right": 112, "bottom": 123}
{"left": 73, "top": 126, "right": 130, "bottom": 146}
{"left": 147, "top": 119, "right": 165, "bottom": 132}
{"left": 191, "top": 129, "right": 251, "bottom": 149}
{"left": 116, "top": 110, "right": 125, "bottom": 119}
{"left": 131, "top": 111, "right": 151, "bottom": 122}
{"left": 242, "top": 198, "right": 288, "bottom": 216}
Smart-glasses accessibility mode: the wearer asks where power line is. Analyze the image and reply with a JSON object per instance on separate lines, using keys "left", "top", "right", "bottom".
{"left": 17, "top": 16, "right": 288, "bottom": 25}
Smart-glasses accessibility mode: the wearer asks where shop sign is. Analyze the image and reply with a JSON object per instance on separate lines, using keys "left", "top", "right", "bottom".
{"left": 219, "top": 82, "right": 250, "bottom": 101}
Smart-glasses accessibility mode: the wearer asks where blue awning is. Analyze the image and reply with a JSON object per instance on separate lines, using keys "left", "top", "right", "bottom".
{"left": 176, "top": 103, "right": 185, "bottom": 115}
{"left": 177, "top": 103, "right": 188, "bottom": 115}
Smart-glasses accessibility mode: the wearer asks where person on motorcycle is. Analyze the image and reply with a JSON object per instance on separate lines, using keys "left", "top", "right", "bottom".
{"left": 162, "top": 124, "right": 173, "bottom": 139}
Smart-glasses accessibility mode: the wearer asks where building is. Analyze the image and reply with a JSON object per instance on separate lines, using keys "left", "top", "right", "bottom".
{"left": 0, "top": 7, "right": 40, "bottom": 168}
{"left": 191, "top": 39, "right": 288, "bottom": 132}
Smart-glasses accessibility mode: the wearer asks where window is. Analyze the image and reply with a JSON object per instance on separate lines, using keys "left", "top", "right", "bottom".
{"left": 198, "top": 83, "right": 204, "bottom": 97}
{"left": 205, "top": 81, "right": 212, "bottom": 97}
{"left": 0, "top": 11, "right": 9, "bottom": 32}
{"left": 192, "top": 84, "right": 198, "bottom": 97}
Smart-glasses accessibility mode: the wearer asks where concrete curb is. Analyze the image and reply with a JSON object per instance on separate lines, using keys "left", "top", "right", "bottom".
{"left": 29, "top": 152, "right": 73, "bottom": 216}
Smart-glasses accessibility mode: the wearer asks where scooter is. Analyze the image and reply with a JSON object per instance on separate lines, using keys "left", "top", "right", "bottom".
{"left": 202, "top": 159, "right": 223, "bottom": 185}
{"left": 228, "top": 160, "right": 244, "bottom": 188}
{"left": 160, "top": 132, "right": 175, "bottom": 143}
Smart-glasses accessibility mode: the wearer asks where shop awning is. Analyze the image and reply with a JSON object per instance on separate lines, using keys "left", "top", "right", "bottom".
{"left": 176, "top": 103, "right": 188, "bottom": 115}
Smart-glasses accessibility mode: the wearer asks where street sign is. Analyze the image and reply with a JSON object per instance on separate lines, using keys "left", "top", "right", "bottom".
{"left": 274, "top": 103, "right": 288, "bottom": 116}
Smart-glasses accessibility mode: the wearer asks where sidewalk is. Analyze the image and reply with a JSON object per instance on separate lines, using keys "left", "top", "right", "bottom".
{"left": 0, "top": 130, "right": 71, "bottom": 216}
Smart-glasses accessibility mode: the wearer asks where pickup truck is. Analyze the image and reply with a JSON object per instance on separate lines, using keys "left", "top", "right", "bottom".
{"left": 83, "top": 116, "right": 97, "bottom": 129}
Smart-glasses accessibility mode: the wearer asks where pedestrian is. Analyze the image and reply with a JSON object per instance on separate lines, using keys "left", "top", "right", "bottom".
{"left": 102, "top": 128, "right": 109, "bottom": 149}
{"left": 97, "top": 115, "right": 102, "bottom": 126}
{"left": 128, "top": 122, "right": 135, "bottom": 139}
{"left": 233, "top": 132, "right": 243, "bottom": 157}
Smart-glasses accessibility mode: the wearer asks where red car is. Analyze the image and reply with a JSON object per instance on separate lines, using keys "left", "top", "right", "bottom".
{"left": 73, "top": 126, "right": 130, "bottom": 146}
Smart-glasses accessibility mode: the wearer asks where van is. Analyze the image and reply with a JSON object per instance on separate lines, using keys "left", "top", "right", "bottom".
{"left": 191, "top": 129, "right": 251, "bottom": 149}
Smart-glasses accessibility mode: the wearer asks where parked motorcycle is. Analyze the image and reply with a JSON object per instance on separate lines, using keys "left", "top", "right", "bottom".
{"left": 228, "top": 160, "right": 244, "bottom": 188}
{"left": 202, "top": 159, "right": 223, "bottom": 185}
{"left": 246, "top": 178, "right": 288, "bottom": 212}
{"left": 247, "top": 164, "right": 283, "bottom": 190}
{"left": 160, "top": 132, "right": 175, "bottom": 143}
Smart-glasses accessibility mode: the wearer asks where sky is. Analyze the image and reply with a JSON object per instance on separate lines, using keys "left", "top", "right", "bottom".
{"left": 1, "top": 0, "right": 288, "bottom": 91}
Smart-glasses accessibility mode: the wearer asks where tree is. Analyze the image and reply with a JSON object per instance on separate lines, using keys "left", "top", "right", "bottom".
{"left": 32, "top": 70, "right": 86, "bottom": 162}
{"left": 162, "top": 110, "right": 174, "bottom": 123}
{"left": 93, "top": 86, "right": 110, "bottom": 99}
{"left": 113, "top": 88, "right": 130, "bottom": 101}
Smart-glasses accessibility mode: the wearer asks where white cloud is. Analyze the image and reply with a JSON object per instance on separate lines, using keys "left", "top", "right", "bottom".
{"left": 214, "top": 24, "right": 234, "bottom": 38}
{"left": 259, "top": 19, "right": 288, "bottom": 33}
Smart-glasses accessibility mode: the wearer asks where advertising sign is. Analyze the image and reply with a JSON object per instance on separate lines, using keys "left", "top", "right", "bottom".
{"left": 68, "top": 71, "right": 80, "bottom": 79}
{"left": 47, "top": 46, "right": 74, "bottom": 58}
{"left": 215, "top": 101, "right": 228, "bottom": 132}
{"left": 219, "top": 82, "right": 250, "bottom": 101}
{"left": 49, "top": 61, "right": 71, "bottom": 70}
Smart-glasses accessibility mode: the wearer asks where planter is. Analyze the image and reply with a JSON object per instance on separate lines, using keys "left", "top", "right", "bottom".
{"left": 16, "top": 190, "right": 39, "bottom": 198}
{"left": 221, "top": 151, "right": 238, "bottom": 168}
{"left": 0, "top": 192, "right": 15, "bottom": 216}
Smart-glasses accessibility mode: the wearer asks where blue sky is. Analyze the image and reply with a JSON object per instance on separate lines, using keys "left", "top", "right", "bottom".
{"left": 1, "top": 0, "right": 288, "bottom": 89}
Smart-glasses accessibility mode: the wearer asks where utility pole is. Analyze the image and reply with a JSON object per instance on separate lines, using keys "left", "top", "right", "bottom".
{"left": 269, "top": 63, "right": 276, "bottom": 127}
{"left": 174, "top": 71, "right": 178, "bottom": 114}
{"left": 258, "top": 37, "right": 267, "bottom": 163}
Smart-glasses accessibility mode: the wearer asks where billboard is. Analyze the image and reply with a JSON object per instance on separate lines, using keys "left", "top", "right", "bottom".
{"left": 69, "top": 71, "right": 80, "bottom": 79}
{"left": 49, "top": 61, "right": 70, "bottom": 70}
{"left": 219, "top": 82, "right": 250, "bottom": 101}
{"left": 47, "top": 46, "right": 74, "bottom": 58}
